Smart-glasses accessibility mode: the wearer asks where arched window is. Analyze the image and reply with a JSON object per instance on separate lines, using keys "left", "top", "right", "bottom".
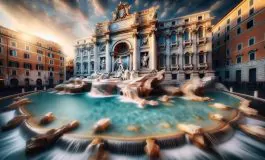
{"left": 249, "top": 50, "right": 256, "bottom": 61}
{"left": 158, "top": 36, "right": 165, "bottom": 45}
{"left": 90, "top": 61, "right": 94, "bottom": 71}
{"left": 76, "top": 62, "right": 81, "bottom": 71}
{"left": 184, "top": 29, "right": 190, "bottom": 41}
{"left": 83, "top": 62, "right": 88, "bottom": 71}
{"left": 185, "top": 53, "right": 190, "bottom": 64}
{"left": 198, "top": 27, "right": 204, "bottom": 39}
{"left": 199, "top": 53, "right": 204, "bottom": 64}
{"left": 171, "top": 33, "right": 177, "bottom": 43}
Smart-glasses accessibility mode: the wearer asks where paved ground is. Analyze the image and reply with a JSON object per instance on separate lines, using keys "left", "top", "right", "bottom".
{"left": 0, "top": 86, "right": 52, "bottom": 97}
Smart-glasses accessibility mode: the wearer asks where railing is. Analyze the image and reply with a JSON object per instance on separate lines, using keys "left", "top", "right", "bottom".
{"left": 198, "top": 63, "right": 208, "bottom": 70}
{"left": 183, "top": 40, "right": 192, "bottom": 46}
{"left": 183, "top": 64, "right": 193, "bottom": 70}
{"left": 170, "top": 65, "right": 179, "bottom": 70}
{"left": 197, "top": 37, "right": 207, "bottom": 45}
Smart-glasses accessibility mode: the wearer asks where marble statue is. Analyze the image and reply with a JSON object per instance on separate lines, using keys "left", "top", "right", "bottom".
{"left": 141, "top": 53, "right": 149, "bottom": 68}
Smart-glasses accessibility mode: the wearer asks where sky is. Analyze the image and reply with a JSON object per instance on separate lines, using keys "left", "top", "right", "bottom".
{"left": 0, "top": 0, "right": 241, "bottom": 59}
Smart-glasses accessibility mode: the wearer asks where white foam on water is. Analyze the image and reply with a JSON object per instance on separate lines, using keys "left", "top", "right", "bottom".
{"left": 118, "top": 96, "right": 145, "bottom": 109}
{"left": 87, "top": 92, "right": 117, "bottom": 98}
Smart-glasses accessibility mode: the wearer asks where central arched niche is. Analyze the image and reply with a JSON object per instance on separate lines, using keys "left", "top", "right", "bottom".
{"left": 111, "top": 41, "right": 132, "bottom": 71}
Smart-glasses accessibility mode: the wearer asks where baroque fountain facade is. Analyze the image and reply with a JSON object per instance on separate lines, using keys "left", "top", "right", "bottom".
{"left": 0, "top": 2, "right": 265, "bottom": 160}
{"left": 74, "top": 2, "right": 214, "bottom": 84}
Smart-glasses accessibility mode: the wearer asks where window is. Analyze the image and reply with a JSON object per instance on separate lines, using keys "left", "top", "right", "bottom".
{"left": 49, "top": 60, "right": 54, "bottom": 65}
{"left": 226, "top": 35, "right": 230, "bottom": 41}
{"left": 185, "top": 74, "right": 190, "bottom": 80}
{"left": 37, "top": 49, "right": 43, "bottom": 54}
{"left": 25, "top": 45, "right": 30, "bottom": 51}
{"left": 226, "top": 59, "right": 230, "bottom": 66}
{"left": 226, "top": 49, "right": 230, "bottom": 56}
{"left": 159, "top": 55, "right": 165, "bottom": 67}
{"left": 172, "top": 74, "right": 177, "bottom": 80}
{"left": 237, "top": 43, "right": 242, "bottom": 51}
{"left": 49, "top": 72, "right": 53, "bottom": 77}
{"left": 48, "top": 66, "right": 54, "bottom": 71}
{"left": 25, "top": 71, "right": 30, "bottom": 76}
{"left": 249, "top": 37, "right": 255, "bottom": 46}
{"left": 9, "top": 50, "right": 17, "bottom": 56}
{"left": 236, "top": 56, "right": 242, "bottom": 64}
{"left": 48, "top": 47, "right": 52, "bottom": 51}
{"left": 38, "top": 72, "right": 41, "bottom": 76}
{"left": 171, "top": 56, "right": 176, "bottom": 65}
{"left": 24, "top": 53, "right": 30, "bottom": 59}
{"left": 12, "top": 70, "right": 16, "bottom": 76}
{"left": 48, "top": 53, "right": 54, "bottom": 58}
{"left": 249, "top": 51, "right": 255, "bottom": 61}
{"left": 238, "top": 9, "right": 241, "bottom": 15}
{"left": 249, "top": 8, "right": 254, "bottom": 16}
{"left": 0, "top": 59, "right": 3, "bottom": 66}
{"left": 225, "top": 71, "right": 230, "bottom": 79}
{"left": 60, "top": 57, "right": 64, "bottom": 61}
{"left": 24, "top": 63, "right": 32, "bottom": 69}
{"left": 237, "top": 17, "right": 241, "bottom": 24}
{"left": 198, "top": 16, "right": 202, "bottom": 21}
{"left": 199, "top": 54, "right": 204, "bottom": 64}
{"left": 226, "top": 25, "right": 230, "bottom": 32}
{"left": 0, "top": 46, "right": 2, "bottom": 53}
{"left": 237, "top": 27, "right": 241, "bottom": 35}
{"left": 158, "top": 36, "right": 165, "bottom": 45}
{"left": 249, "top": 0, "right": 254, "bottom": 6}
{"left": 218, "top": 27, "right": 220, "bottom": 31}
{"left": 11, "top": 41, "right": 16, "bottom": 47}
{"left": 217, "top": 33, "right": 220, "bottom": 37}
{"left": 38, "top": 56, "right": 42, "bottom": 62}
{"left": 172, "top": 21, "right": 175, "bottom": 25}
{"left": 8, "top": 61, "right": 19, "bottom": 68}
{"left": 185, "top": 53, "right": 190, "bottom": 64}
{"left": 247, "top": 20, "right": 254, "bottom": 29}
{"left": 227, "top": 19, "right": 230, "bottom": 24}
{"left": 198, "top": 27, "right": 203, "bottom": 38}
{"left": 36, "top": 64, "right": 44, "bottom": 70}
{"left": 184, "top": 30, "right": 190, "bottom": 41}
{"left": 170, "top": 34, "right": 177, "bottom": 43}
{"left": 185, "top": 19, "right": 189, "bottom": 23}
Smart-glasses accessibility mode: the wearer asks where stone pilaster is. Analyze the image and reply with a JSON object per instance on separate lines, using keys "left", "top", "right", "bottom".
{"left": 93, "top": 43, "right": 98, "bottom": 72}
{"left": 105, "top": 39, "right": 111, "bottom": 73}
{"left": 178, "top": 31, "right": 183, "bottom": 70}
{"left": 165, "top": 34, "right": 170, "bottom": 70}
{"left": 133, "top": 32, "right": 139, "bottom": 71}
{"left": 150, "top": 29, "right": 157, "bottom": 70}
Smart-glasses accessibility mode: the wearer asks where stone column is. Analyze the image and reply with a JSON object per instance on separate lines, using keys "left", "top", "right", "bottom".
{"left": 150, "top": 30, "right": 157, "bottom": 70}
{"left": 93, "top": 43, "right": 98, "bottom": 72}
{"left": 178, "top": 32, "right": 183, "bottom": 70}
{"left": 105, "top": 40, "right": 111, "bottom": 73}
{"left": 165, "top": 35, "right": 170, "bottom": 70}
{"left": 133, "top": 32, "right": 138, "bottom": 71}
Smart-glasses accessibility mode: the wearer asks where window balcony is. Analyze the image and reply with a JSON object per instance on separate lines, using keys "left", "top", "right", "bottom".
{"left": 198, "top": 63, "right": 208, "bottom": 70}
{"left": 197, "top": 37, "right": 207, "bottom": 45}
{"left": 170, "top": 64, "right": 179, "bottom": 71}
{"left": 183, "top": 40, "right": 192, "bottom": 46}
{"left": 170, "top": 42, "right": 179, "bottom": 48}
{"left": 183, "top": 64, "right": 193, "bottom": 70}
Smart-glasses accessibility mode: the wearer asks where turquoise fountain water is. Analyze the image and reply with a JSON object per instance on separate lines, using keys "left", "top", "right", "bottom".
{"left": 0, "top": 90, "right": 265, "bottom": 160}
{"left": 24, "top": 91, "right": 239, "bottom": 137}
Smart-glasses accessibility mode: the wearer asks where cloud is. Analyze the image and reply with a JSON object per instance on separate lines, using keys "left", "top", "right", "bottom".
{"left": 135, "top": 0, "right": 140, "bottom": 6}
{"left": 210, "top": 0, "right": 224, "bottom": 11}
{"left": 90, "top": 0, "right": 106, "bottom": 16}
{"left": 176, "top": 6, "right": 186, "bottom": 14}
{"left": 160, "top": 11, "right": 167, "bottom": 18}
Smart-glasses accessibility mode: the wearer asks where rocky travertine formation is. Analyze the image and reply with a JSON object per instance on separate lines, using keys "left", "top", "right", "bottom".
{"left": 39, "top": 112, "right": 55, "bottom": 125}
{"left": 208, "top": 113, "right": 224, "bottom": 121}
{"left": 1, "top": 115, "right": 30, "bottom": 131}
{"left": 26, "top": 120, "right": 79, "bottom": 154}
{"left": 144, "top": 139, "right": 160, "bottom": 159}
{"left": 127, "top": 125, "right": 140, "bottom": 132}
{"left": 54, "top": 78, "right": 91, "bottom": 93}
{"left": 0, "top": 98, "right": 32, "bottom": 112}
{"left": 209, "top": 103, "right": 231, "bottom": 110}
{"left": 239, "top": 124, "right": 265, "bottom": 142}
{"left": 85, "top": 138, "right": 108, "bottom": 160}
{"left": 93, "top": 118, "right": 111, "bottom": 133}
{"left": 238, "top": 100, "right": 258, "bottom": 116}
